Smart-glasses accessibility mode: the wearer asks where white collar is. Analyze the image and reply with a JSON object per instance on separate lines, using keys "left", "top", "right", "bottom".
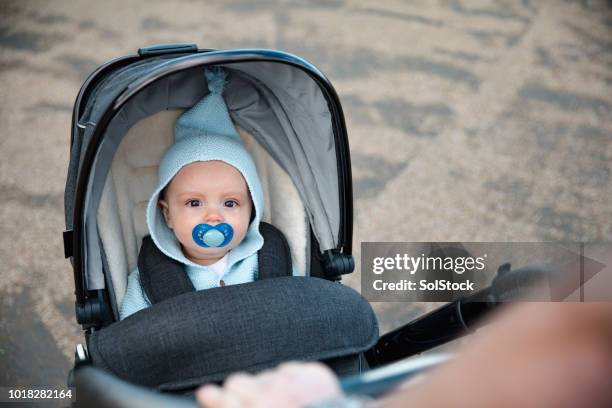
{"left": 207, "top": 253, "right": 230, "bottom": 277}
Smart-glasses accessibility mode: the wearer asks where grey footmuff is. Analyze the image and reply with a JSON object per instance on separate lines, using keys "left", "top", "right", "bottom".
{"left": 88, "top": 276, "right": 378, "bottom": 391}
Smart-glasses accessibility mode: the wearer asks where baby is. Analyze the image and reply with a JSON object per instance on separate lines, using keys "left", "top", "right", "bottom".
{"left": 120, "top": 68, "right": 265, "bottom": 320}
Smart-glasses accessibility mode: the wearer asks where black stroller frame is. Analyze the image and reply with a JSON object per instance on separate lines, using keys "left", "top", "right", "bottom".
{"left": 64, "top": 43, "right": 527, "bottom": 406}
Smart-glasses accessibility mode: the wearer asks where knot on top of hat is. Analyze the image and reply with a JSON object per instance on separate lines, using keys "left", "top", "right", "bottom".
{"left": 205, "top": 67, "right": 226, "bottom": 94}
{"left": 173, "top": 67, "right": 241, "bottom": 142}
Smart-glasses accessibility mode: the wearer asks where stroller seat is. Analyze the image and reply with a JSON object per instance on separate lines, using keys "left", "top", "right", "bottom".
{"left": 98, "top": 109, "right": 309, "bottom": 317}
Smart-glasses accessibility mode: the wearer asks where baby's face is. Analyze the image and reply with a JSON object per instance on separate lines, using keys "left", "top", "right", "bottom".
{"left": 159, "top": 160, "right": 253, "bottom": 266}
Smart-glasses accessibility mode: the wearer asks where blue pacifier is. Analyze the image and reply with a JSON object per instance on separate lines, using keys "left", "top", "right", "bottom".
{"left": 192, "top": 223, "right": 234, "bottom": 248}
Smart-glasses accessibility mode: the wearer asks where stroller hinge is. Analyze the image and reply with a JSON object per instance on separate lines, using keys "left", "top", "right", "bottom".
{"left": 323, "top": 250, "right": 355, "bottom": 280}
{"left": 75, "top": 297, "right": 108, "bottom": 328}
{"left": 63, "top": 230, "right": 73, "bottom": 258}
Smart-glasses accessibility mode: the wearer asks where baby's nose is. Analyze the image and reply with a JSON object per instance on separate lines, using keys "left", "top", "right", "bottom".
{"left": 203, "top": 207, "right": 223, "bottom": 223}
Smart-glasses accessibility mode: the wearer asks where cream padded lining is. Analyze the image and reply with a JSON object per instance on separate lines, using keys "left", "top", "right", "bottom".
{"left": 98, "top": 110, "right": 308, "bottom": 310}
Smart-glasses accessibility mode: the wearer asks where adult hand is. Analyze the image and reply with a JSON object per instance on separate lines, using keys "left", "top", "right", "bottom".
{"left": 196, "top": 362, "right": 343, "bottom": 408}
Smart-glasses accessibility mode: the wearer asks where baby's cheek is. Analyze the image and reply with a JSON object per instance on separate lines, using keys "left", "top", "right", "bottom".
{"left": 234, "top": 224, "right": 248, "bottom": 243}
{"left": 176, "top": 230, "right": 194, "bottom": 247}
{"left": 232, "top": 219, "right": 250, "bottom": 246}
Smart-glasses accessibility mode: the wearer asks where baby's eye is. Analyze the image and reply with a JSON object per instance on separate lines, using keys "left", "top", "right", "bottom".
{"left": 186, "top": 199, "right": 202, "bottom": 207}
{"left": 224, "top": 200, "right": 238, "bottom": 208}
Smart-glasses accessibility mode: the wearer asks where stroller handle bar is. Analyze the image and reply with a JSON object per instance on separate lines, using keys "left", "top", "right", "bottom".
{"left": 74, "top": 353, "right": 451, "bottom": 407}
{"left": 340, "top": 353, "right": 452, "bottom": 398}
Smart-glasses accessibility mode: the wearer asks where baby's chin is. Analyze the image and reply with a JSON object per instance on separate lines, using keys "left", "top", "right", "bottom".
{"left": 182, "top": 245, "right": 230, "bottom": 264}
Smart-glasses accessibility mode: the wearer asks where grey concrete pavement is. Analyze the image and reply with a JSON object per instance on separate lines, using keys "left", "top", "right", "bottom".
{"left": 1, "top": 0, "right": 610, "bottom": 397}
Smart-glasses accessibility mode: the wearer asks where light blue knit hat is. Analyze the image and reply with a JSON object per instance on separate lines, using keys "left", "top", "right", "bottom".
{"left": 146, "top": 68, "right": 264, "bottom": 268}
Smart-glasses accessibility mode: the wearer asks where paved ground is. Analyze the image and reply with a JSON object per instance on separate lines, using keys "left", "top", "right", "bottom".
{"left": 1, "top": 0, "right": 611, "bottom": 402}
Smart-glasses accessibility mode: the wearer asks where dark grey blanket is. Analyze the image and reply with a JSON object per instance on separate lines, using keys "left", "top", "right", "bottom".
{"left": 88, "top": 276, "right": 378, "bottom": 390}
